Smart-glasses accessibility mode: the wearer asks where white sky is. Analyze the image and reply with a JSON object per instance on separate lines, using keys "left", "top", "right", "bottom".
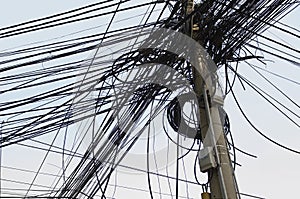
{"left": 0, "top": 1, "right": 299, "bottom": 198}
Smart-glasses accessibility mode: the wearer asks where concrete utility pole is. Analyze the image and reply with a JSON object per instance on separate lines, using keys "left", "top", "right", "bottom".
{"left": 182, "top": 1, "right": 239, "bottom": 198}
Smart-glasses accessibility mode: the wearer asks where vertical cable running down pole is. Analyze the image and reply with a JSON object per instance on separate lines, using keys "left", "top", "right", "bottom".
{"left": 202, "top": 84, "right": 228, "bottom": 199}
{"left": 198, "top": 81, "right": 239, "bottom": 199}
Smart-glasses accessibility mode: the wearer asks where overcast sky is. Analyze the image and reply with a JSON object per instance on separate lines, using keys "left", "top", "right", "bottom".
{"left": 0, "top": 1, "right": 299, "bottom": 198}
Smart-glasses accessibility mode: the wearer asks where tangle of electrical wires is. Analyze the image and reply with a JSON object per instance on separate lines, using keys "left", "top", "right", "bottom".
{"left": 0, "top": 0, "right": 299, "bottom": 198}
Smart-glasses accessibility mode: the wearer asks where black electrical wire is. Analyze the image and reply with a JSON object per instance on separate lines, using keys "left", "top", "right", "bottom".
{"left": 228, "top": 79, "right": 300, "bottom": 155}
{"left": 1, "top": 0, "right": 299, "bottom": 198}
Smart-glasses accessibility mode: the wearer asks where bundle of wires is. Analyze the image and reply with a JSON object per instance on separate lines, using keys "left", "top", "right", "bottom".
{"left": 0, "top": 0, "right": 299, "bottom": 198}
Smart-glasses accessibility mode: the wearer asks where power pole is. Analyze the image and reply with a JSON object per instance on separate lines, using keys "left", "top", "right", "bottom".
{"left": 182, "top": 1, "right": 240, "bottom": 198}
